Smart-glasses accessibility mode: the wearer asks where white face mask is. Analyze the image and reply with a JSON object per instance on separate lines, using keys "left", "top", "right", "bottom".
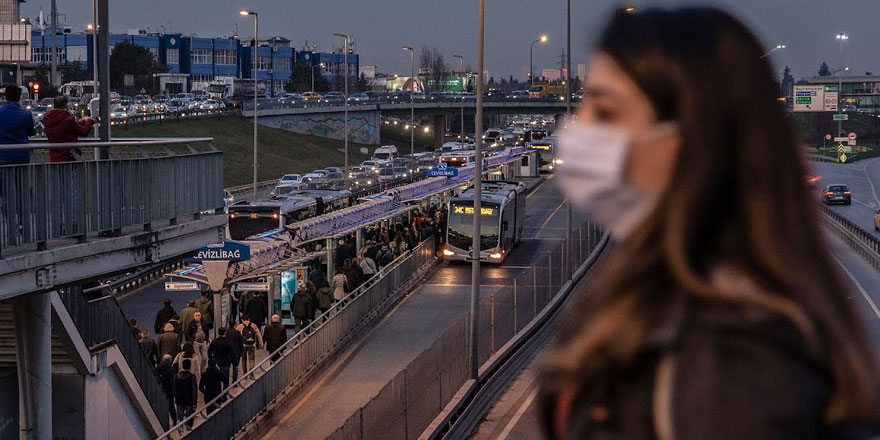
{"left": 556, "top": 121, "right": 676, "bottom": 239}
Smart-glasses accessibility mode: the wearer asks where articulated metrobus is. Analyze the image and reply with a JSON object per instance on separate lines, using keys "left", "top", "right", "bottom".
{"left": 528, "top": 136, "right": 556, "bottom": 172}
{"left": 227, "top": 189, "right": 351, "bottom": 240}
{"left": 442, "top": 181, "right": 526, "bottom": 263}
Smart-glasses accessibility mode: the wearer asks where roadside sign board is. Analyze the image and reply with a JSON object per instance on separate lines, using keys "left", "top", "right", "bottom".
{"left": 360, "top": 147, "right": 369, "bottom": 155}
{"left": 234, "top": 282, "right": 270, "bottom": 291}
{"left": 834, "top": 137, "right": 849, "bottom": 142}
{"left": 192, "top": 241, "right": 250, "bottom": 262}
{"left": 427, "top": 162, "right": 459, "bottom": 177}
{"left": 833, "top": 114, "right": 848, "bottom": 121}
{"left": 837, "top": 144, "right": 846, "bottom": 153}
{"left": 793, "top": 85, "right": 838, "bottom": 112}
{"left": 848, "top": 132, "right": 857, "bottom": 140}
{"left": 825, "top": 134, "right": 832, "bottom": 140}
{"left": 847, "top": 141, "right": 856, "bottom": 147}
{"left": 165, "top": 281, "right": 200, "bottom": 291}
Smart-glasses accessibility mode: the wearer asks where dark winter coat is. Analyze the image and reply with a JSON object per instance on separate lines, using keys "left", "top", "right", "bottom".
{"left": 199, "top": 367, "right": 224, "bottom": 403}
{"left": 262, "top": 322, "right": 288, "bottom": 354}
{"left": 542, "top": 296, "right": 880, "bottom": 440}
{"left": 245, "top": 296, "right": 267, "bottom": 328}
{"left": 194, "top": 295, "right": 213, "bottom": 326}
{"left": 186, "top": 319, "right": 209, "bottom": 343}
{"left": 139, "top": 338, "right": 159, "bottom": 367}
{"left": 154, "top": 304, "right": 176, "bottom": 334}
{"left": 173, "top": 370, "right": 198, "bottom": 406}
{"left": 207, "top": 335, "right": 234, "bottom": 367}
{"left": 43, "top": 109, "right": 95, "bottom": 162}
{"left": 156, "top": 360, "right": 175, "bottom": 396}
{"left": 310, "top": 268, "right": 329, "bottom": 289}
{"left": 157, "top": 327, "right": 180, "bottom": 358}
{"left": 291, "top": 292, "right": 309, "bottom": 319}
{"left": 225, "top": 326, "right": 244, "bottom": 359}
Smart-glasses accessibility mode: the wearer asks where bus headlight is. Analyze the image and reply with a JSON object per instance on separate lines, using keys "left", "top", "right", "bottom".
{"left": 442, "top": 249, "right": 455, "bottom": 256}
{"left": 489, "top": 252, "right": 502, "bottom": 259}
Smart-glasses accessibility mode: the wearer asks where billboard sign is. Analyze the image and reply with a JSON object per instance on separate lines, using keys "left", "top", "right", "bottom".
{"left": 794, "top": 85, "right": 839, "bottom": 112}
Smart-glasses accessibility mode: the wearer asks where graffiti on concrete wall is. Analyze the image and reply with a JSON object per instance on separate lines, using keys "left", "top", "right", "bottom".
{"left": 277, "top": 116, "right": 378, "bottom": 145}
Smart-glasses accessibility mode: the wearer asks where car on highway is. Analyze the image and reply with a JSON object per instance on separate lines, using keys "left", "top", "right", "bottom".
{"left": 393, "top": 166, "right": 410, "bottom": 179}
{"left": 392, "top": 157, "right": 411, "bottom": 170}
{"left": 321, "top": 92, "right": 345, "bottom": 104}
{"left": 348, "top": 167, "right": 374, "bottom": 187}
{"left": 110, "top": 105, "right": 131, "bottom": 121}
{"left": 200, "top": 100, "right": 222, "bottom": 111}
{"left": 361, "top": 160, "right": 380, "bottom": 173}
{"left": 271, "top": 183, "right": 301, "bottom": 197}
{"left": 279, "top": 173, "right": 303, "bottom": 185}
{"left": 874, "top": 209, "right": 880, "bottom": 231}
{"left": 348, "top": 92, "right": 370, "bottom": 103}
{"left": 280, "top": 93, "right": 302, "bottom": 104}
{"left": 377, "top": 164, "right": 396, "bottom": 182}
{"left": 507, "top": 90, "right": 530, "bottom": 99}
{"left": 822, "top": 184, "right": 851, "bottom": 205}
{"left": 301, "top": 92, "right": 322, "bottom": 102}
{"left": 31, "top": 105, "right": 50, "bottom": 122}
{"left": 301, "top": 172, "right": 328, "bottom": 188}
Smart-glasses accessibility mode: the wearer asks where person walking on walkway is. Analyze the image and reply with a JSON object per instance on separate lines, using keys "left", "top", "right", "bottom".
{"left": 245, "top": 293, "right": 267, "bottom": 332}
{"left": 157, "top": 322, "right": 180, "bottom": 359}
{"left": 263, "top": 314, "right": 288, "bottom": 362}
{"left": 330, "top": 269, "right": 347, "bottom": 302}
{"left": 225, "top": 321, "right": 244, "bottom": 382}
{"left": 138, "top": 329, "right": 159, "bottom": 368}
{"left": 0, "top": 85, "right": 35, "bottom": 165}
{"left": 194, "top": 291, "right": 214, "bottom": 335}
{"left": 235, "top": 315, "right": 263, "bottom": 374}
{"left": 179, "top": 300, "right": 198, "bottom": 334}
{"left": 154, "top": 299, "right": 176, "bottom": 335}
{"left": 173, "top": 342, "right": 201, "bottom": 383}
{"left": 291, "top": 287, "right": 310, "bottom": 331}
{"left": 173, "top": 358, "right": 198, "bottom": 434}
{"left": 199, "top": 359, "right": 223, "bottom": 414}
{"left": 542, "top": 7, "right": 880, "bottom": 439}
{"left": 156, "top": 354, "right": 177, "bottom": 423}
{"left": 208, "top": 326, "right": 234, "bottom": 391}
{"left": 43, "top": 94, "right": 96, "bottom": 162}
{"left": 187, "top": 311, "right": 209, "bottom": 371}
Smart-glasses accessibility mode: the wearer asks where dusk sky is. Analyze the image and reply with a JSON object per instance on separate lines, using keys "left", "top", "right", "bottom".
{"left": 19, "top": 0, "right": 880, "bottom": 81}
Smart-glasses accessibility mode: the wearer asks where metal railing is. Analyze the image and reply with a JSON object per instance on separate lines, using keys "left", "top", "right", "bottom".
{"left": 243, "top": 95, "right": 581, "bottom": 112}
{"left": 326, "top": 221, "right": 604, "bottom": 440}
{"left": 0, "top": 138, "right": 223, "bottom": 254}
{"left": 158, "top": 238, "right": 437, "bottom": 439}
{"left": 58, "top": 285, "right": 170, "bottom": 430}
{"left": 819, "top": 204, "right": 880, "bottom": 269}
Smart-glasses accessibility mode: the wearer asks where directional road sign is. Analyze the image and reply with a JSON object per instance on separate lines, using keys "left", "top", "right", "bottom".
{"left": 427, "top": 162, "right": 459, "bottom": 177}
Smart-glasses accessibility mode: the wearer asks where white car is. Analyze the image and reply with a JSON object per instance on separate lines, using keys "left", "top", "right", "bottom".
{"left": 301, "top": 172, "right": 328, "bottom": 188}
{"left": 200, "top": 100, "right": 221, "bottom": 111}
{"left": 361, "top": 160, "right": 380, "bottom": 173}
{"left": 278, "top": 173, "right": 302, "bottom": 184}
{"left": 110, "top": 106, "right": 130, "bottom": 121}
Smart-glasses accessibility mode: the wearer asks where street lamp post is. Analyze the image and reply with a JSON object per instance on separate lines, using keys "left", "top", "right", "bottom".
{"left": 760, "top": 44, "right": 786, "bottom": 59}
{"left": 402, "top": 46, "right": 415, "bottom": 171}
{"left": 240, "top": 9, "right": 258, "bottom": 196}
{"left": 470, "top": 0, "right": 486, "bottom": 380}
{"left": 335, "top": 33, "right": 350, "bottom": 171}
{"left": 836, "top": 33, "right": 848, "bottom": 65}
{"left": 564, "top": 0, "right": 573, "bottom": 279}
{"left": 311, "top": 63, "right": 324, "bottom": 93}
{"left": 453, "top": 55, "right": 465, "bottom": 142}
{"left": 529, "top": 35, "right": 547, "bottom": 85}
{"left": 834, "top": 66, "right": 849, "bottom": 137}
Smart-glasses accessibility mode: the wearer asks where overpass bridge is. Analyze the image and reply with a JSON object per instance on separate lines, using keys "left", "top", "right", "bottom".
{"left": 243, "top": 99, "right": 580, "bottom": 146}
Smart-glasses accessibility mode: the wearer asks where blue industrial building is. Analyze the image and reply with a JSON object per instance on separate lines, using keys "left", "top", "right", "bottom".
{"left": 26, "top": 29, "right": 358, "bottom": 95}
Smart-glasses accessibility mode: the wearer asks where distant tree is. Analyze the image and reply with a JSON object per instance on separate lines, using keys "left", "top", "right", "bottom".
{"left": 781, "top": 66, "right": 794, "bottom": 97}
{"left": 33, "top": 67, "right": 59, "bottom": 98}
{"left": 419, "top": 45, "right": 450, "bottom": 92}
{"left": 355, "top": 72, "right": 371, "bottom": 92}
{"left": 488, "top": 76, "right": 495, "bottom": 86}
{"left": 61, "top": 62, "right": 91, "bottom": 83}
{"left": 109, "top": 41, "right": 168, "bottom": 94}
{"left": 818, "top": 62, "right": 831, "bottom": 77}
{"left": 286, "top": 61, "right": 330, "bottom": 93}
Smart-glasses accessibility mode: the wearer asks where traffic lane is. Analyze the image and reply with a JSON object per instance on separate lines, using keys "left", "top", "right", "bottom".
{"left": 824, "top": 232, "right": 880, "bottom": 350}
{"left": 259, "top": 177, "right": 576, "bottom": 439}
{"left": 471, "top": 345, "right": 544, "bottom": 440}
{"left": 811, "top": 157, "right": 880, "bottom": 236}
{"left": 117, "top": 281, "right": 202, "bottom": 334}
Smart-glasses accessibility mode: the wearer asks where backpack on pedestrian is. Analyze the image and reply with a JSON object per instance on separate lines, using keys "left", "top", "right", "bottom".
{"left": 317, "top": 287, "right": 333, "bottom": 311}
{"left": 241, "top": 324, "right": 257, "bottom": 346}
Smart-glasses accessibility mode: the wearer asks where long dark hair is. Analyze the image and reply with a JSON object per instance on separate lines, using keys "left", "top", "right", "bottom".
{"left": 543, "top": 7, "right": 878, "bottom": 424}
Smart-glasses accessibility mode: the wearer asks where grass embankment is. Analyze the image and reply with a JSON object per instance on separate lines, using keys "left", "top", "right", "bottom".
{"left": 114, "top": 116, "right": 373, "bottom": 187}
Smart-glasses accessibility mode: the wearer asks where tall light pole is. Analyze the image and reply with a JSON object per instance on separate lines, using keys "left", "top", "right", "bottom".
{"left": 470, "top": 0, "right": 486, "bottom": 380}
{"left": 836, "top": 33, "right": 848, "bottom": 65}
{"left": 529, "top": 35, "right": 547, "bottom": 85}
{"left": 311, "top": 63, "right": 324, "bottom": 93}
{"left": 453, "top": 54, "right": 465, "bottom": 143}
{"left": 335, "top": 33, "right": 350, "bottom": 171}
{"left": 564, "top": 0, "right": 573, "bottom": 279}
{"left": 50, "top": 0, "right": 57, "bottom": 87}
{"left": 240, "top": 9, "right": 258, "bottom": 196}
{"left": 402, "top": 46, "right": 415, "bottom": 169}
{"left": 834, "top": 66, "right": 849, "bottom": 137}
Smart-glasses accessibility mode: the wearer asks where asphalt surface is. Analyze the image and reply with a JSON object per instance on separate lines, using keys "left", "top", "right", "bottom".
{"left": 810, "top": 156, "right": 880, "bottom": 237}
{"left": 254, "top": 176, "right": 588, "bottom": 440}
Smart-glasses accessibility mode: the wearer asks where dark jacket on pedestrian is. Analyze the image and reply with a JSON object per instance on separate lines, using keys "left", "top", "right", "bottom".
{"left": 225, "top": 326, "right": 244, "bottom": 359}
{"left": 309, "top": 267, "right": 329, "bottom": 289}
{"left": 139, "top": 337, "right": 159, "bottom": 367}
{"left": 156, "top": 359, "right": 175, "bottom": 396}
{"left": 207, "top": 335, "right": 234, "bottom": 367}
{"left": 543, "top": 298, "right": 878, "bottom": 440}
{"left": 199, "top": 366, "right": 223, "bottom": 403}
{"left": 173, "top": 370, "right": 198, "bottom": 407}
{"left": 0, "top": 101, "right": 35, "bottom": 164}
{"left": 291, "top": 292, "right": 309, "bottom": 321}
{"left": 154, "top": 304, "right": 176, "bottom": 335}
{"left": 157, "top": 323, "right": 180, "bottom": 358}
{"left": 194, "top": 295, "right": 213, "bottom": 326}
{"left": 43, "top": 109, "right": 95, "bottom": 162}
{"left": 245, "top": 296, "right": 267, "bottom": 328}
{"left": 186, "top": 319, "right": 209, "bottom": 343}
{"left": 263, "top": 322, "right": 288, "bottom": 355}
{"left": 344, "top": 265, "right": 361, "bottom": 292}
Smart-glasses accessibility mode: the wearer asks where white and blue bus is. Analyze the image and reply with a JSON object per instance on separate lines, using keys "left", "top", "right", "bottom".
{"left": 442, "top": 181, "right": 526, "bottom": 263}
{"left": 227, "top": 189, "right": 351, "bottom": 240}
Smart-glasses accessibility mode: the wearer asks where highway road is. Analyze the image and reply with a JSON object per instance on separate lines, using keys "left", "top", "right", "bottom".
{"left": 811, "top": 156, "right": 880, "bottom": 236}
{"left": 250, "top": 176, "right": 588, "bottom": 440}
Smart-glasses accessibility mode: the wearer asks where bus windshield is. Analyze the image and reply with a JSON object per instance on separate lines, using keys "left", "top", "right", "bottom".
{"left": 447, "top": 203, "right": 499, "bottom": 250}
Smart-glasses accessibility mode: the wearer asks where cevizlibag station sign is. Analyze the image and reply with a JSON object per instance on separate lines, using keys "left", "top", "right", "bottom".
{"left": 193, "top": 241, "right": 251, "bottom": 262}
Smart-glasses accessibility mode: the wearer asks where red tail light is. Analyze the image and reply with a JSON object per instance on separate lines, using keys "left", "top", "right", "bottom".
{"left": 844, "top": 191, "right": 851, "bottom": 195}
{"left": 825, "top": 192, "right": 833, "bottom": 195}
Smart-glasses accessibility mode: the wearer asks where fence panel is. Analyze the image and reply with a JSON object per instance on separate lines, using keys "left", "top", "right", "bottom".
{"left": 362, "top": 370, "right": 407, "bottom": 440}
{"left": 405, "top": 339, "right": 442, "bottom": 440}
{"left": 492, "top": 285, "right": 515, "bottom": 351}
{"left": 440, "top": 316, "right": 469, "bottom": 404}
{"left": 326, "top": 411, "right": 363, "bottom": 440}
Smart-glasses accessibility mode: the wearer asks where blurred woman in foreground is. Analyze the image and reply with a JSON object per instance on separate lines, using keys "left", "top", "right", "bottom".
{"left": 543, "top": 7, "right": 880, "bottom": 439}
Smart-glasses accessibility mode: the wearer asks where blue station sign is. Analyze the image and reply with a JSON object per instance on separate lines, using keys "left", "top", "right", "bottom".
{"left": 427, "top": 162, "right": 459, "bottom": 178}
{"left": 193, "top": 241, "right": 251, "bottom": 261}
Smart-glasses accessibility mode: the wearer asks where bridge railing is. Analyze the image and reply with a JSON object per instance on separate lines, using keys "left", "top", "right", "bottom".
{"left": 0, "top": 138, "right": 223, "bottom": 256}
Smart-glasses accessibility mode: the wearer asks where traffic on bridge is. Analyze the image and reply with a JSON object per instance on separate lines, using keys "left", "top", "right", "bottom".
{"left": 2, "top": 1, "right": 880, "bottom": 440}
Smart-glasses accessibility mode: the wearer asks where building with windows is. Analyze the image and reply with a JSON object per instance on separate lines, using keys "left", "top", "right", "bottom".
{"left": 22, "top": 27, "right": 360, "bottom": 95}
{"left": 806, "top": 75, "right": 880, "bottom": 114}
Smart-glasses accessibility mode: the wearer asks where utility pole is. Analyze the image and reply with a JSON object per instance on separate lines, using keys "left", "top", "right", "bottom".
{"left": 470, "top": 0, "right": 486, "bottom": 380}
{"left": 50, "top": 0, "right": 57, "bottom": 87}
{"left": 97, "top": 0, "right": 110, "bottom": 152}
{"left": 565, "top": 0, "right": 573, "bottom": 279}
